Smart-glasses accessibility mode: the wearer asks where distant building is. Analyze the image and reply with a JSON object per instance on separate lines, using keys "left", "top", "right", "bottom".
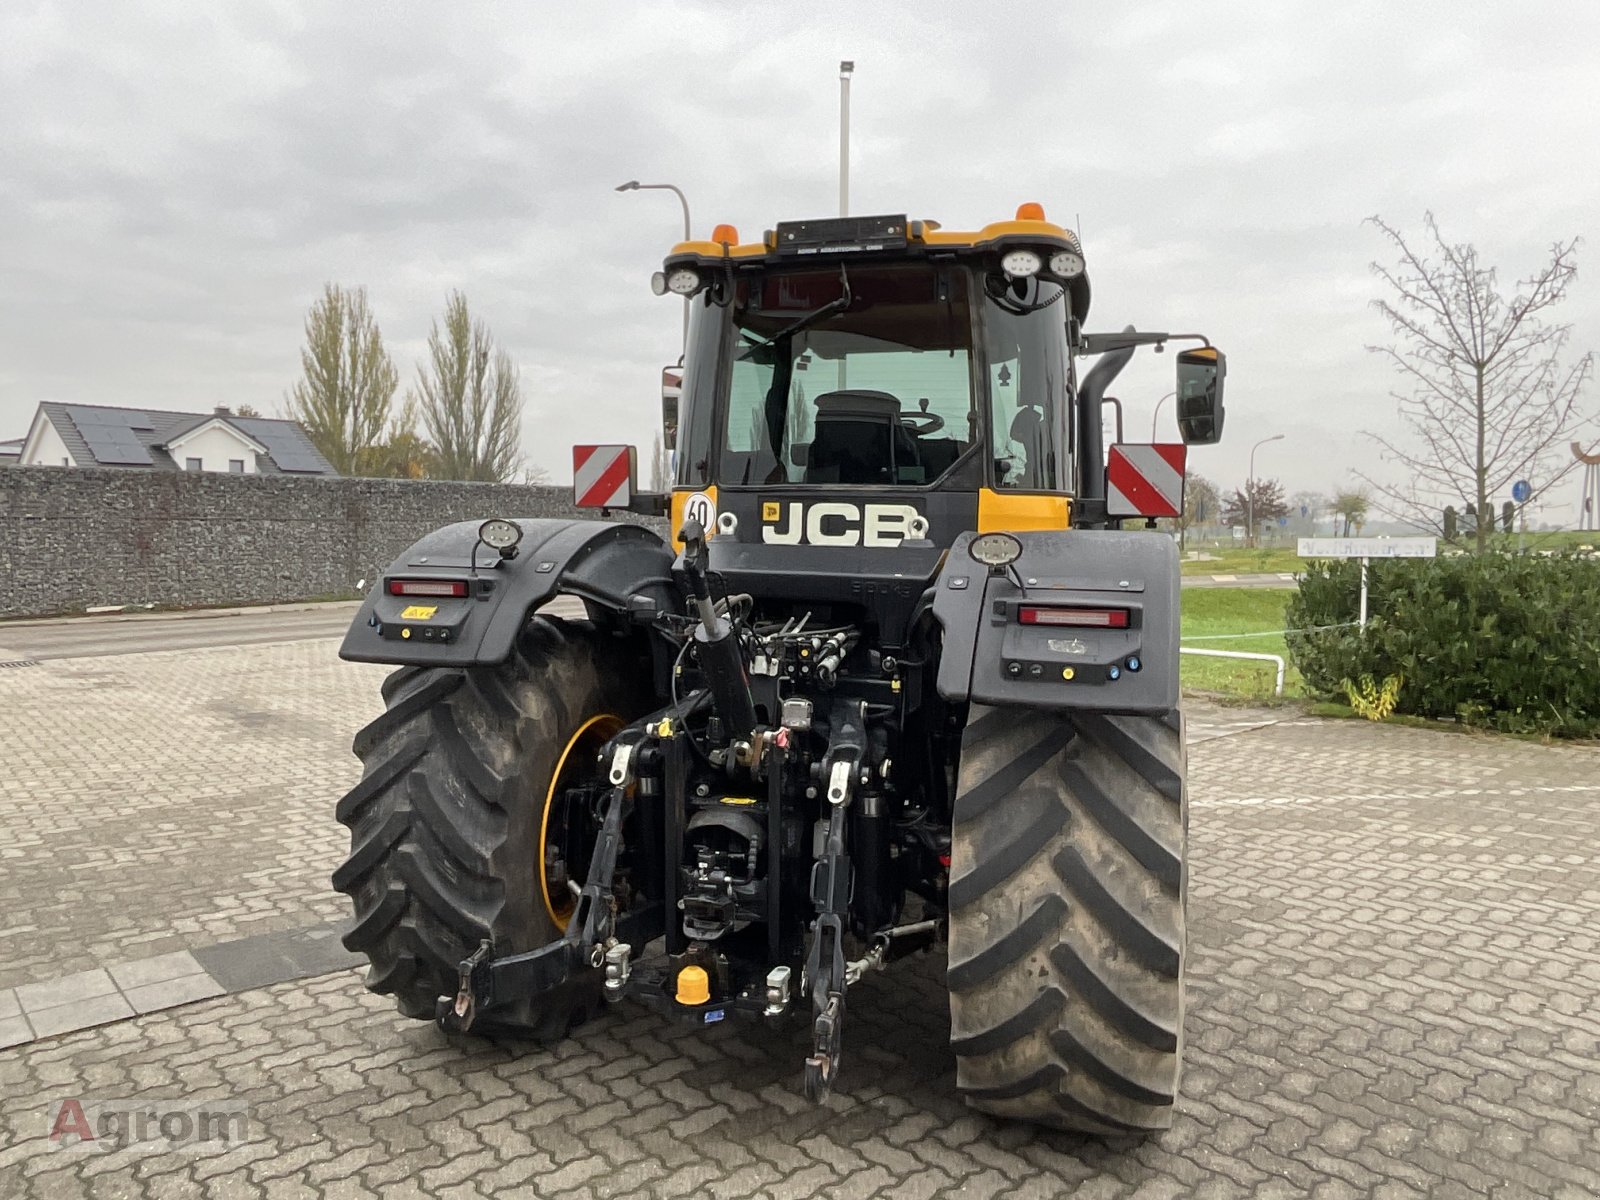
{"left": 0, "top": 437, "right": 22, "bottom": 467}
{"left": 10, "top": 404, "right": 337, "bottom": 476}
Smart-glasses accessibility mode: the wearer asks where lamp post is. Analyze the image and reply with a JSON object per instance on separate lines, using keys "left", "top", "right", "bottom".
{"left": 1247, "top": 433, "right": 1285, "bottom": 548}
{"left": 615, "top": 180, "right": 692, "bottom": 349}
{"left": 839, "top": 61, "right": 854, "bottom": 217}
{"left": 1150, "top": 391, "right": 1176, "bottom": 440}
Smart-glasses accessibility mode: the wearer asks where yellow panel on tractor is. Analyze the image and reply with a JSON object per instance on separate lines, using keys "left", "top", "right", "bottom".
{"left": 977, "top": 489, "right": 1072, "bottom": 533}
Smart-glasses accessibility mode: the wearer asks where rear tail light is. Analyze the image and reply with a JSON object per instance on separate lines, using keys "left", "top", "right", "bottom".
{"left": 1017, "top": 606, "right": 1130, "bottom": 628}
{"left": 388, "top": 579, "right": 468, "bottom": 598}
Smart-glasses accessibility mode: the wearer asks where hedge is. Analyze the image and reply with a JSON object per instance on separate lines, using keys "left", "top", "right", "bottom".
{"left": 1285, "top": 553, "right": 1600, "bottom": 737}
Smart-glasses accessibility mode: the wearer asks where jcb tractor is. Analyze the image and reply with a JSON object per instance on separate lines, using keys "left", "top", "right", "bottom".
{"left": 333, "top": 204, "right": 1226, "bottom": 1132}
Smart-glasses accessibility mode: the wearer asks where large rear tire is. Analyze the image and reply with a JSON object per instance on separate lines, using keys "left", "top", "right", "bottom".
{"left": 333, "top": 617, "right": 644, "bottom": 1037}
{"left": 947, "top": 706, "right": 1186, "bottom": 1133}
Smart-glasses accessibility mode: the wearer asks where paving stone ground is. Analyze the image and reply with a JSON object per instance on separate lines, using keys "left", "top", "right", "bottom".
{"left": 2, "top": 636, "right": 1599, "bottom": 1197}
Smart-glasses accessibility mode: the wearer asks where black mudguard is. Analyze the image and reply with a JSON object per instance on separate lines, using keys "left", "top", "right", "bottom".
{"left": 339, "top": 518, "right": 678, "bottom": 667}
{"left": 932, "top": 530, "right": 1179, "bottom": 714}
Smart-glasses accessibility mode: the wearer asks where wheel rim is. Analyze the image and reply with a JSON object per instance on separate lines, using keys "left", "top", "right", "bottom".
{"left": 539, "top": 713, "right": 623, "bottom": 931}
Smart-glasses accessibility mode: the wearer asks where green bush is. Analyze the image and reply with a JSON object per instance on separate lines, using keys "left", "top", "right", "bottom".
{"left": 1286, "top": 554, "right": 1600, "bottom": 737}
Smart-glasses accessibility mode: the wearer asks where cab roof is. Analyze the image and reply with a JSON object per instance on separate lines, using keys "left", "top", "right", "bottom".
{"left": 663, "top": 204, "right": 1091, "bottom": 319}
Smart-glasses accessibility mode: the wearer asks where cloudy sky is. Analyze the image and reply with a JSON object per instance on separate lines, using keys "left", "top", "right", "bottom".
{"left": 3, "top": 1, "right": 1597, "bottom": 519}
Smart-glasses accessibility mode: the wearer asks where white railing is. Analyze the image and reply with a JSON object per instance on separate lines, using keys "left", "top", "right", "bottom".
{"left": 1179, "top": 647, "right": 1285, "bottom": 696}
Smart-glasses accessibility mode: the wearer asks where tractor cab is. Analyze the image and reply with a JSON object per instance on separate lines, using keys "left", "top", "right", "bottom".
{"left": 581, "top": 206, "right": 1227, "bottom": 645}
{"left": 661, "top": 210, "right": 1088, "bottom": 548}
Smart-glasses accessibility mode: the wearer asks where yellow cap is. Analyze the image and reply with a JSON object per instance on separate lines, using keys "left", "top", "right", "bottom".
{"left": 675, "top": 965, "right": 710, "bottom": 1005}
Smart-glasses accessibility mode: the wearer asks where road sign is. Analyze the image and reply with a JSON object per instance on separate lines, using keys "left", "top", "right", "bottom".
{"left": 1300, "top": 505, "right": 1308, "bottom": 517}
{"left": 572, "top": 444, "right": 635, "bottom": 508}
{"left": 1512, "top": 479, "right": 1532, "bottom": 504}
{"left": 1277, "top": 516, "right": 1288, "bottom": 527}
{"left": 1105, "top": 444, "right": 1186, "bottom": 518}
{"left": 1298, "top": 538, "right": 1436, "bottom": 628}
{"left": 1297, "top": 537, "right": 1436, "bottom": 559}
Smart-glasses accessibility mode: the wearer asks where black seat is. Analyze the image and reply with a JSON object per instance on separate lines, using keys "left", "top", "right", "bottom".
{"left": 805, "top": 390, "right": 920, "bottom": 485}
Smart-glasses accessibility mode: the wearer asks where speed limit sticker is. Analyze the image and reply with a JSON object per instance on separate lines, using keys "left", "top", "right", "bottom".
{"left": 682, "top": 491, "right": 716, "bottom": 533}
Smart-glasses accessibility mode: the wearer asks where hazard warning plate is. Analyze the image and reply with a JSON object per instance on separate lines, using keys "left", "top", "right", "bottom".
{"left": 573, "top": 444, "right": 636, "bottom": 509}
{"left": 1105, "top": 444, "right": 1187, "bottom": 519}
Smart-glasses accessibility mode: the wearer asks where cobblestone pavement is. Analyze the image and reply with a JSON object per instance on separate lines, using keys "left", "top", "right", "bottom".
{"left": 3, "top": 637, "right": 1600, "bottom": 1196}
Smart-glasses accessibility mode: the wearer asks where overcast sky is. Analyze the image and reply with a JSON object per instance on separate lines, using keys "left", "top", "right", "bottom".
{"left": 3, "top": 1, "right": 1597, "bottom": 520}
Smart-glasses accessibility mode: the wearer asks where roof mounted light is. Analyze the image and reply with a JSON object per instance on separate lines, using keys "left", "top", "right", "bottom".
{"left": 1000, "top": 249, "right": 1042, "bottom": 279}
{"left": 665, "top": 268, "right": 701, "bottom": 296}
{"left": 1048, "top": 250, "right": 1085, "bottom": 279}
{"left": 969, "top": 532, "right": 1023, "bottom": 568}
{"left": 1016, "top": 202, "right": 1047, "bottom": 221}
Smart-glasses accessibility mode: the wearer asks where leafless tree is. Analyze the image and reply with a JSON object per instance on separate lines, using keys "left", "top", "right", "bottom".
{"left": 1179, "top": 472, "right": 1220, "bottom": 550}
{"left": 1362, "top": 214, "right": 1594, "bottom": 551}
{"left": 286, "top": 284, "right": 399, "bottom": 475}
{"left": 648, "top": 431, "right": 669, "bottom": 491}
{"left": 411, "top": 291, "right": 523, "bottom": 482}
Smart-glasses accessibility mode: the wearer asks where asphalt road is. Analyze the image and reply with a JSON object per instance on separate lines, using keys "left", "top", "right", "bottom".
{"left": 0, "top": 577, "right": 1293, "bottom": 661}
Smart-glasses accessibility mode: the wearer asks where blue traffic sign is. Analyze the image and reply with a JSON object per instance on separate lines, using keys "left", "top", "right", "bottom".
{"left": 1512, "top": 479, "right": 1532, "bottom": 503}
{"left": 1277, "top": 516, "right": 1289, "bottom": 526}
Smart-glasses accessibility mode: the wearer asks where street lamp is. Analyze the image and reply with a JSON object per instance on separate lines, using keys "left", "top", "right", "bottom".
{"left": 1150, "top": 391, "right": 1176, "bottom": 440}
{"left": 839, "top": 61, "right": 854, "bottom": 217}
{"left": 1247, "top": 433, "right": 1285, "bottom": 548}
{"left": 616, "top": 180, "right": 693, "bottom": 349}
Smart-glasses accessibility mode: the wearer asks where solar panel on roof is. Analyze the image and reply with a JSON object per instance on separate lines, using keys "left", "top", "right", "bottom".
{"left": 80, "top": 427, "right": 153, "bottom": 465}
{"left": 235, "top": 420, "right": 329, "bottom": 472}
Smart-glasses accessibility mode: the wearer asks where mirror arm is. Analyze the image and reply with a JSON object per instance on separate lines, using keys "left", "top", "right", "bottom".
{"left": 1080, "top": 331, "right": 1211, "bottom": 355}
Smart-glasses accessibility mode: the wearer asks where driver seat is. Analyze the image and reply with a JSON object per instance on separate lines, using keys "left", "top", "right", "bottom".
{"left": 805, "top": 390, "right": 920, "bottom": 485}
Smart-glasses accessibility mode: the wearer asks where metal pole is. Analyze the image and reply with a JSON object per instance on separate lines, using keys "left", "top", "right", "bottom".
{"left": 839, "top": 61, "right": 854, "bottom": 217}
{"left": 615, "top": 181, "right": 692, "bottom": 351}
{"left": 1151, "top": 391, "right": 1175, "bottom": 440}
{"left": 1359, "top": 557, "right": 1369, "bottom": 628}
{"left": 1247, "top": 433, "right": 1284, "bottom": 549}
{"left": 837, "top": 61, "right": 854, "bottom": 395}
{"left": 1247, "top": 449, "right": 1256, "bottom": 549}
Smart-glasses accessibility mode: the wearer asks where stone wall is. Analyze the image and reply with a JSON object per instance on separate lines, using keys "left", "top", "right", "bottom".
{"left": 0, "top": 467, "right": 663, "bottom": 619}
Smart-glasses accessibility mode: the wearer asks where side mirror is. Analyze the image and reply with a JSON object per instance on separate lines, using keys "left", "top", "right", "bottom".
{"left": 1175, "top": 348, "right": 1226, "bottom": 444}
{"left": 661, "top": 366, "right": 681, "bottom": 452}
{"left": 572, "top": 444, "right": 637, "bottom": 509}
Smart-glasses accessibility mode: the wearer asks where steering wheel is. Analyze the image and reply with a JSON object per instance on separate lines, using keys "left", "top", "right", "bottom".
{"left": 899, "top": 399, "right": 945, "bottom": 437}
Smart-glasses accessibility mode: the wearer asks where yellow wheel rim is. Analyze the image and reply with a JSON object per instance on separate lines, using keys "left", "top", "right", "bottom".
{"left": 539, "top": 713, "right": 623, "bottom": 931}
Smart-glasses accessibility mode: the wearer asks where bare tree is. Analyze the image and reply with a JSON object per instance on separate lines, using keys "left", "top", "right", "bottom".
{"left": 411, "top": 291, "right": 523, "bottom": 482}
{"left": 648, "top": 431, "right": 668, "bottom": 491}
{"left": 286, "top": 284, "right": 399, "bottom": 475}
{"left": 1362, "top": 214, "right": 1594, "bottom": 551}
{"left": 1179, "top": 472, "right": 1220, "bottom": 550}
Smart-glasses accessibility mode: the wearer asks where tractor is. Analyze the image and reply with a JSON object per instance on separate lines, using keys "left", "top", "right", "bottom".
{"left": 333, "top": 204, "right": 1226, "bottom": 1132}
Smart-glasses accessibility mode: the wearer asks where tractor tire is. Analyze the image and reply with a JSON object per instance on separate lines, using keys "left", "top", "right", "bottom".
{"left": 333, "top": 617, "right": 644, "bottom": 1038}
{"left": 947, "top": 706, "right": 1186, "bottom": 1134}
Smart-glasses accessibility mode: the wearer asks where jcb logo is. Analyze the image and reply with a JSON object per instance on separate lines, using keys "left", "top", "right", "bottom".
{"left": 761, "top": 501, "right": 924, "bottom": 547}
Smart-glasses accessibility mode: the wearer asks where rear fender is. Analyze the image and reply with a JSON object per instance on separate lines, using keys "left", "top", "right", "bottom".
{"left": 339, "top": 518, "right": 678, "bottom": 667}
{"left": 931, "top": 530, "right": 1179, "bottom": 713}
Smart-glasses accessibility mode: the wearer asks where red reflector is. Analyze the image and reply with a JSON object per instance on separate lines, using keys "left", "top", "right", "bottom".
{"left": 1018, "top": 606, "right": 1130, "bottom": 628}
{"left": 938, "top": 853, "right": 951, "bottom": 869}
{"left": 388, "top": 579, "right": 468, "bottom": 597}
